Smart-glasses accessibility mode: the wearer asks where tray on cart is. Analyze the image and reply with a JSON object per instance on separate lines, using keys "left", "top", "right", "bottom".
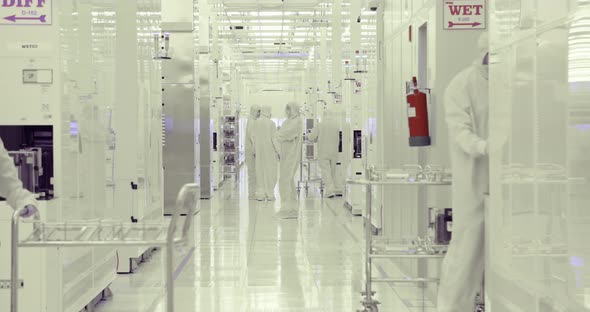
{"left": 361, "top": 165, "right": 452, "bottom": 184}
{"left": 371, "top": 237, "right": 448, "bottom": 258}
{"left": 18, "top": 219, "right": 180, "bottom": 247}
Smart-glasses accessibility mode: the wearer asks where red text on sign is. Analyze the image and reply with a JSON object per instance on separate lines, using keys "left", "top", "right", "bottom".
{"left": 448, "top": 5, "right": 484, "bottom": 16}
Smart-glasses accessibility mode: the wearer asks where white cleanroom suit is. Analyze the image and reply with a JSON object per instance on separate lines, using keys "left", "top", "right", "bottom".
{"left": 252, "top": 105, "right": 279, "bottom": 201}
{"left": 275, "top": 102, "right": 303, "bottom": 218}
{"left": 308, "top": 110, "right": 340, "bottom": 198}
{"left": 246, "top": 105, "right": 262, "bottom": 200}
{"left": 437, "top": 34, "right": 489, "bottom": 312}
{"left": 0, "top": 139, "right": 38, "bottom": 217}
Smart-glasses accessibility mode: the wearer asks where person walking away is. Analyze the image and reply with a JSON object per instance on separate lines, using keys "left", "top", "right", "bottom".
{"left": 252, "top": 105, "right": 279, "bottom": 201}
{"left": 275, "top": 102, "right": 303, "bottom": 219}
{"left": 245, "top": 105, "right": 261, "bottom": 200}
{"left": 308, "top": 109, "right": 340, "bottom": 198}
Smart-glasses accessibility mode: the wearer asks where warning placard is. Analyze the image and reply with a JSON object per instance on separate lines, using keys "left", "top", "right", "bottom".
{"left": 1, "top": 0, "right": 52, "bottom": 26}
{"left": 443, "top": 0, "right": 486, "bottom": 30}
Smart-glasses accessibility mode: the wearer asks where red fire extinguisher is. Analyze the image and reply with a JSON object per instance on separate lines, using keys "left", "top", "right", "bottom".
{"left": 407, "top": 77, "right": 431, "bottom": 146}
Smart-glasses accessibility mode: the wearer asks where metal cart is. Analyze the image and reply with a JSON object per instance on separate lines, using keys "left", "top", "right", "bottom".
{"left": 10, "top": 183, "right": 200, "bottom": 312}
{"left": 297, "top": 141, "right": 324, "bottom": 196}
{"left": 347, "top": 167, "right": 452, "bottom": 312}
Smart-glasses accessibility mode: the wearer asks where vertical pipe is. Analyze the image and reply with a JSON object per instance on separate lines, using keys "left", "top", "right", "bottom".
{"left": 365, "top": 181, "right": 373, "bottom": 300}
{"left": 199, "top": 52, "right": 212, "bottom": 198}
{"left": 300, "top": 142, "right": 303, "bottom": 189}
{"left": 375, "top": 0, "right": 386, "bottom": 233}
{"left": 199, "top": 0, "right": 213, "bottom": 198}
{"left": 331, "top": 0, "right": 343, "bottom": 87}
{"left": 319, "top": 28, "right": 328, "bottom": 107}
{"left": 10, "top": 211, "right": 20, "bottom": 312}
{"left": 166, "top": 244, "right": 174, "bottom": 312}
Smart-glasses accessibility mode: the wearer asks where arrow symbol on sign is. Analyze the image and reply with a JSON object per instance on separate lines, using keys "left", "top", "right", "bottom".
{"left": 448, "top": 21, "right": 481, "bottom": 28}
{"left": 4, "top": 15, "right": 47, "bottom": 23}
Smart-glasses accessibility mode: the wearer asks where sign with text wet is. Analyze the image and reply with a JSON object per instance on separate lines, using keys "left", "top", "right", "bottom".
{"left": 1, "top": 0, "right": 52, "bottom": 25}
{"left": 443, "top": 0, "right": 486, "bottom": 30}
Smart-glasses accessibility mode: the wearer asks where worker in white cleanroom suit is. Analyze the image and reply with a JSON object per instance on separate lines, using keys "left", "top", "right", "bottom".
{"left": 437, "top": 33, "right": 489, "bottom": 312}
{"left": 308, "top": 109, "right": 340, "bottom": 198}
{"left": 0, "top": 138, "right": 38, "bottom": 217}
{"left": 275, "top": 102, "right": 303, "bottom": 219}
{"left": 245, "top": 105, "right": 262, "bottom": 200}
{"left": 252, "top": 105, "right": 279, "bottom": 201}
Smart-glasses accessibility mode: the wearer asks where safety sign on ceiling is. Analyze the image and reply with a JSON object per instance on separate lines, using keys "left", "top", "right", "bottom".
{"left": 443, "top": 0, "right": 486, "bottom": 30}
{"left": 1, "top": 0, "right": 52, "bottom": 26}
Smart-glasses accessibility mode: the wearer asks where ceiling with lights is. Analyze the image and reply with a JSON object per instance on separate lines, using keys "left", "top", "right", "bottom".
{"left": 206, "top": 0, "right": 377, "bottom": 88}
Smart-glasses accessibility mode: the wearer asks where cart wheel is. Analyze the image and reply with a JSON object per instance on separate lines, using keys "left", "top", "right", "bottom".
{"left": 364, "top": 303, "right": 379, "bottom": 312}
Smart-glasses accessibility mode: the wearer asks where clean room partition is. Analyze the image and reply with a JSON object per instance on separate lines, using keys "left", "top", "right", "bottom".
{"left": 487, "top": 1, "right": 590, "bottom": 310}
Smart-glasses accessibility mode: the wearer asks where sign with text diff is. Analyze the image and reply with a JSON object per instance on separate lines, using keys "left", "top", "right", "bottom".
{"left": 1, "top": 0, "right": 52, "bottom": 26}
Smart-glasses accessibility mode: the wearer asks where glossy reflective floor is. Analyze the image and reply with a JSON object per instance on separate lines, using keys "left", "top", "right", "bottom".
{"left": 95, "top": 172, "right": 435, "bottom": 312}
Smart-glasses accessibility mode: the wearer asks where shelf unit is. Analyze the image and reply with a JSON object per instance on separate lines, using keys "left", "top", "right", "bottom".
{"left": 221, "top": 116, "right": 239, "bottom": 180}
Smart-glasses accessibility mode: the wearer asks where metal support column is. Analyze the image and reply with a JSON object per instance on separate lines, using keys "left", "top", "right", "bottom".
{"left": 161, "top": 0, "right": 198, "bottom": 214}
{"left": 331, "top": 0, "right": 343, "bottom": 90}
{"left": 199, "top": 0, "right": 213, "bottom": 199}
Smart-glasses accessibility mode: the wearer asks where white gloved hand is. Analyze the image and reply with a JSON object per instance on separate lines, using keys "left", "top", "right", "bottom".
{"left": 476, "top": 141, "right": 488, "bottom": 157}
{"left": 19, "top": 205, "right": 38, "bottom": 218}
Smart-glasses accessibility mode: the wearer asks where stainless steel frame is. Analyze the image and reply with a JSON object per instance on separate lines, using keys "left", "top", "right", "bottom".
{"left": 11, "top": 183, "right": 200, "bottom": 312}
{"left": 161, "top": 30, "right": 198, "bottom": 215}
{"left": 198, "top": 52, "right": 212, "bottom": 199}
{"left": 347, "top": 167, "right": 451, "bottom": 312}
{"left": 162, "top": 84, "right": 198, "bottom": 215}
{"left": 297, "top": 140, "right": 324, "bottom": 196}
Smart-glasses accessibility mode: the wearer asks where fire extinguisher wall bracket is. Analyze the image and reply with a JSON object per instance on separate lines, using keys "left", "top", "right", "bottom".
{"left": 409, "top": 136, "right": 431, "bottom": 147}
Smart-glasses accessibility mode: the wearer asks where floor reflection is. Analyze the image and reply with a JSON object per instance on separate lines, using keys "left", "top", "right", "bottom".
{"left": 96, "top": 170, "right": 433, "bottom": 311}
